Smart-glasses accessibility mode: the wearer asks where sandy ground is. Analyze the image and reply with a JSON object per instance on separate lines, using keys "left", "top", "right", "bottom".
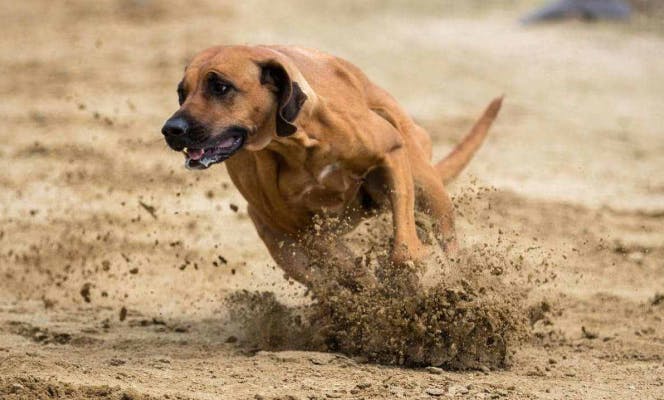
{"left": 1, "top": 0, "right": 664, "bottom": 399}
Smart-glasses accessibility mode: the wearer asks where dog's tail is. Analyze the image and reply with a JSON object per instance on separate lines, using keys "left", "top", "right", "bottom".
{"left": 435, "top": 96, "right": 503, "bottom": 185}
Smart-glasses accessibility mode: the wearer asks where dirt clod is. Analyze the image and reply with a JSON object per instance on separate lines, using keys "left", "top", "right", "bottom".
{"left": 581, "top": 326, "right": 599, "bottom": 340}
{"left": 138, "top": 201, "right": 157, "bottom": 219}
{"left": 80, "top": 283, "right": 92, "bottom": 303}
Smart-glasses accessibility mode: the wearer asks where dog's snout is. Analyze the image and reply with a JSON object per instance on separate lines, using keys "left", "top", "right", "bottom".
{"left": 162, "top": 117, "right": 189, "bottom": 137}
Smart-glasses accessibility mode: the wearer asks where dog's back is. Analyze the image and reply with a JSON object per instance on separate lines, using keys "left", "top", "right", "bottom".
{"left": 264, "top": 45, "right": 502, "bottom": 185}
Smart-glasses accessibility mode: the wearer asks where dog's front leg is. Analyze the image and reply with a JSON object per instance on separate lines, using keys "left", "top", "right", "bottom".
{"left": 383, "top": 147, "right": 427, "bottom": 265}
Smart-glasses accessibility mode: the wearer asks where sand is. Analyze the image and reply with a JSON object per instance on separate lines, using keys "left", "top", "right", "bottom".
{"left": 1, "top": 0, "right": 664, "bottom": 399}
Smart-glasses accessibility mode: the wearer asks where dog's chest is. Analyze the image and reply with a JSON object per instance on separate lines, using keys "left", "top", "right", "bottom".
{"left": 279, "top": 161, "right": 363, "bottom": 213}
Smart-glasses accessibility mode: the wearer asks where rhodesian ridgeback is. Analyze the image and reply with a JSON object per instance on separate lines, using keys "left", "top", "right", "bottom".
{"left": 161, "top": 45, "right": 502, "bottom": 286}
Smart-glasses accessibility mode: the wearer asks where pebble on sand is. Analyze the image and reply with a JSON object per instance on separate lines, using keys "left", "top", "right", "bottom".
{"left": 425, "top": 387, "right": 445, "bottom": 396}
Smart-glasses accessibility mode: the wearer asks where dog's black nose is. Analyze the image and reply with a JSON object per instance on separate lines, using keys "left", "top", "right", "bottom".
{"left": 161, "top": 117, "right": 189, "bottom": 137}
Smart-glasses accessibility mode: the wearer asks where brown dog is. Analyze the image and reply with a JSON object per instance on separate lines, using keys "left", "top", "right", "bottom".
{"left": 161, "top": 45, "right": 502, "bottom": 286}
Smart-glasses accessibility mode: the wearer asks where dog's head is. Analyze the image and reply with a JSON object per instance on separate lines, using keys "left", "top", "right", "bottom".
{"left": 161, "top": 46, "right": 309, "bottom": 170}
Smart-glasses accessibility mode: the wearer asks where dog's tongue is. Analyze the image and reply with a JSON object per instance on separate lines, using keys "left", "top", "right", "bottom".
{"left": 186, "top": 148, "right": 204, "bottom": 160}
{"left": 218, "top": 136, "right": 235, "bottom": 149}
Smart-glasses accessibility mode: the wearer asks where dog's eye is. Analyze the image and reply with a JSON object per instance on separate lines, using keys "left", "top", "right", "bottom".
{"left": 177, "top": 82, "right": 186, "bottom": 106}
{"left": 207, "top": 74, "right": 233, "bottom": 98}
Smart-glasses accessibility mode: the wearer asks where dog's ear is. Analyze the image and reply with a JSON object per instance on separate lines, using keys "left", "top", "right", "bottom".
{"left": 259, "top": 61, "right": 308, "bottom": 137}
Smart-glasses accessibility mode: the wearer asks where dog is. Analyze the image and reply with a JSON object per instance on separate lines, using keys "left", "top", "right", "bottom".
{"left": 161, "top": 45, "right": 502, "bottom": 286}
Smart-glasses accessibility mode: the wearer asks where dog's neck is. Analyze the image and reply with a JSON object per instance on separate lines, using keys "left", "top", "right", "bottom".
{"left": 265, "top": 130, "right": 319, "bottom": 169}
{"left": 263, "top": 89, "right": 324, "bottom": 168}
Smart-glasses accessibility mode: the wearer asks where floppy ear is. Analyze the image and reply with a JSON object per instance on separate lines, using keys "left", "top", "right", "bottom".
{"left": 259, "top": 61, "right": 308, "bottom": 137}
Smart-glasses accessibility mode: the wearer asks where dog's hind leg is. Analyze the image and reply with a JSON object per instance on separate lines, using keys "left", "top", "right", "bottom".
{"left": 248, "top": 206, "right": 314, "bottom": 285}
{"left": 249, "top": 206, "right": 374, "bottom": 290}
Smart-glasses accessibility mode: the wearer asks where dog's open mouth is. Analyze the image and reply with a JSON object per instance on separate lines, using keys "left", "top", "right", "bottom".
{"left": 183, "top": 130, "right": 246, "bottom": 170}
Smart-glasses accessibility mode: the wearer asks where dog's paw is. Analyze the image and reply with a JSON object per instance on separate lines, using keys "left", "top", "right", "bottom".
{"left": 390, "top": 242, "right": 428, "bottom": 267}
